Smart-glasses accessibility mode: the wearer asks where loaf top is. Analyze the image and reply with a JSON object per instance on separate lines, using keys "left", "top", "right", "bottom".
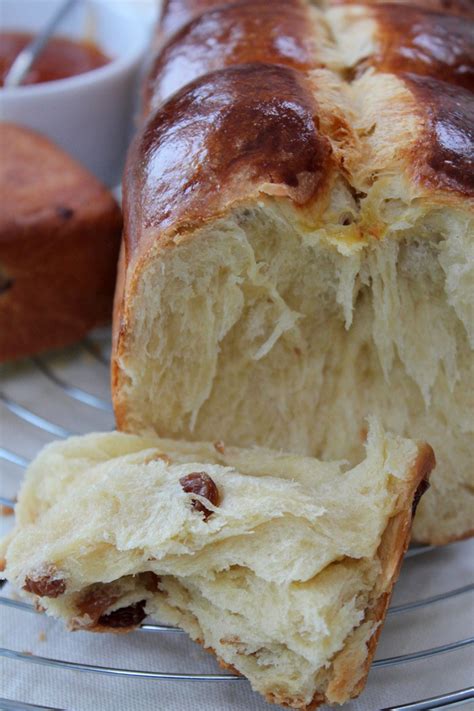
{"left": 144, "top": 0, "right": 322, "bottom": 111}
{"left": 157, "top": 0, "right": 474, "bottom": 40}
{"left": 402, "top": 75, "right": 473, "bottom": 195}
{"left": 146, "top": 0, "right": 474, "bottom": 114}
{"left": 126, "top": 0, "right": 473, "bottom": 258}
{"left": 128, "top": 63, "right": 332, "bottom": 250}
{"left": 0, "top": 122, "right": 120, "bottom": 244}
{"left": 353, "top": 3, "right": 473, "bottom": 88}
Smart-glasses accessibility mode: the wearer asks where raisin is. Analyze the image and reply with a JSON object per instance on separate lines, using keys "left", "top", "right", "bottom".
{"left": 412, "top": 445, "right": 435, "bottom": 517}
{"left": 56, "top": 206, "right": 74, "bottom": 220}
{"left": 179, "top": 472, "right": 220, "bottom": 520}
{"left": 412, "top": 478, "right": 431, "bottom": 517}
{"left": 0, "top": 278, "right": 13, "bottom": 295}
{"left": 139, "top": 571, "right": 161, "bottom": 592}
{"left": 77, "top": 584, "right": 119, "bottom": 623}
{"left": 0, "top": 265, "right": 13, "bottom": 295}
{"left": 98, "top": 600, "right": 147, "bottom": 628}
{"left": 23, "top": 565, "right": 66, "bottom": 598}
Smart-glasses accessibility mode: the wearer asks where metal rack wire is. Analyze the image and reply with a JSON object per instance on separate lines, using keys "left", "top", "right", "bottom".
{"left": 0, "top": 330, "right": 473, "bottom": 711}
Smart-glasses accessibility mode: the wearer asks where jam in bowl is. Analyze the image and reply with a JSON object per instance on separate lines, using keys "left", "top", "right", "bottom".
{"left": 0, "top": 31, "right": 111, "bottom": 87}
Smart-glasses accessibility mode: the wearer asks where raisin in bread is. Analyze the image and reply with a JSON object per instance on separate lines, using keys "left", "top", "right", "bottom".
{"left": 1, "top": 424, "right": 433, "bottom": 709}
{"left": 0, "top": 123, "right": 122, "bottom": 362}
{"left": 113, "top": 0, "right": 473, "bottom": 545}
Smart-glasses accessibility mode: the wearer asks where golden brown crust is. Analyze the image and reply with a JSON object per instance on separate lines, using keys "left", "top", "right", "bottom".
{"left": 368, "top": 4, "right": 474, "bottom": 90}
{"left": 314, "top": 444, "right": 434, "bottom": 709}
{"left": 404, "top": 74, "right": 474, "bottom": 197}
{"left": 144, "top": 0, "right": 318, "bottom": 113}
{"left": 331, "top": 4, "right": 474, "bottom": 198}
{"left": 125, "top": 63, "right": 332, "bottom": 249}
{"left": 124, "top": 0, "right": 474, "bottom": 270}
{"left": 111, "top": 241, "right": 127, "bottom": 398}
{"left": 0, "top": 123, "right": 122, "bottom": 362}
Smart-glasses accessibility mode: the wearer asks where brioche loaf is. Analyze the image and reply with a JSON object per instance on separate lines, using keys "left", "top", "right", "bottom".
{"left": 0, "top": 123, "right": 122, "bottom": 362}
{"left": 1, "top": 425, "right": 433, "bottom": 709}
{"left": 113, "top": 0, "right": 474, "bottom": 545}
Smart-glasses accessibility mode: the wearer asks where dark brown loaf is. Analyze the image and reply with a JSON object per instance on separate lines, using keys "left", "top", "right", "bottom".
{"left": 0, "top": 123, "right": 122, "bottom": 362}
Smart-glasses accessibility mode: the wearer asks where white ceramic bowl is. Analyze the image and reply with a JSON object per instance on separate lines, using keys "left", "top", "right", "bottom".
{"left": 0, "top": 0, "right": 151, "bottom": 186}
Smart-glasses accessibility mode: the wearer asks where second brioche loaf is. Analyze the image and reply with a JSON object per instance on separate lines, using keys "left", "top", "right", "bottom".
{"left": 0, "top": 123, "right": 122, "bottom": 362}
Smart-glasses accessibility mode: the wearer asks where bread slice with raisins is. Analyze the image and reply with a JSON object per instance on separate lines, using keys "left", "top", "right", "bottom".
{"left": 1, "top": 423, "right": 433, "bottom": 709}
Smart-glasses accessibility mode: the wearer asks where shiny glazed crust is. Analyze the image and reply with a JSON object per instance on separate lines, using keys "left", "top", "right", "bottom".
{"left": 130, "top": 63, "right": 332, "bottom": 239}
{"left": 0, "top": 123, "right": 122, "bottom": 362}
{"left": 130, "top": 0, "right": 473, "bottom": 238}
{"left": 143, "top": 0, "right": 322, "bottom": 112}
{"left": 362, "top": 5, "right": 474, "bottom": 89}
{"left": 148, "top": 1, "right": 473, "bottom": 201}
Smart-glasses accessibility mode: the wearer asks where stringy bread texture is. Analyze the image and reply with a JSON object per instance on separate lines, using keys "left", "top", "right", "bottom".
{"left": 2, "top": 425, "right": 431, "bottom": 708}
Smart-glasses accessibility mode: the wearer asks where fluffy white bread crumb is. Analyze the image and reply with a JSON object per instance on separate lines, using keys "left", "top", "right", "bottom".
{"left": 1, "top": 423, "right": 433, "bottom": 709}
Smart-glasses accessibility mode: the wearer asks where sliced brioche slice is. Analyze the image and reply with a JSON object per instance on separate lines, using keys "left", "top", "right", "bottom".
{"left": 1, "top": 424, "right": 433, "bottom": 709}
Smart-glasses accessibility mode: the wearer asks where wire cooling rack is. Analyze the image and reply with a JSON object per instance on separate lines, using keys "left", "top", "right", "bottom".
{"left": 0, "top": 328, "right": 473, "bottom": 711}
